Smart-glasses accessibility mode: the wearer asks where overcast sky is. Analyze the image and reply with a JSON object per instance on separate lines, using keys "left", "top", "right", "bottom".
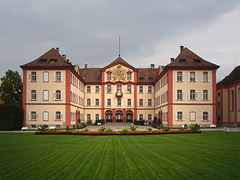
{"left": 0, "top": 0, "right": 240, "bottom": 82}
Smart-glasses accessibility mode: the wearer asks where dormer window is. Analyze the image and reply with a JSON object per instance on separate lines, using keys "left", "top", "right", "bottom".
{"left": 50, "top": 59, "right": 57, "bottom": 64}
{"left": 180, "top": 59, "right": 186, "bottom": 63}
{"left": 149, "top": 77, "right": 153, "bottom": 80}
{"left": 194, "top": 59, "right": 201, "bottom": 63}
{"left": 107, "top": 72, "right": 111, "bottom": 80}
{"left": 39, "top": 59, "right": 47, "bottom": 64}
{"left": 140, "top": 77, "right": 144, "bottom": 80}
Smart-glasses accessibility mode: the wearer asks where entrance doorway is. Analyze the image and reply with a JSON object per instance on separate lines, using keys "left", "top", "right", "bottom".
{"left": 106, "top": 110, "right": 112, "bottom": 122}
{"left": 126, "top": 110, "right": 133, "bottom": 122}
{"left": 116, "top": 110, "right": 123, "bottom": 123}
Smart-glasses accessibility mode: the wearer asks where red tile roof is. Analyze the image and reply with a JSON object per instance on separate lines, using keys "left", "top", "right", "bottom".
{"left": 167, "top": 47, "right": 219, "bottom": 68}
{"left": 103, "top": 56, "right": 136, "bottom": 70}
{"left": 217, "top": 65, "right": 240, "bottom": 85}
{"left": 21, "top": 48, "right": 72, "bottom": 67}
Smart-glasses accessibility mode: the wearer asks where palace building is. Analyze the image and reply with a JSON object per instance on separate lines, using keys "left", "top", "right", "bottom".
{"left": 21, "top": 46, "right": 219, "bottom": 128}
{"left": 217, "top": 65, "right": 240, "bottom": 127}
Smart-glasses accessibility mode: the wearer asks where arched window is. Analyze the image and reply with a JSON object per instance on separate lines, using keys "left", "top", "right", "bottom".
{"left": 231, "top": 90, "right": 234, "bottom": 111}
{"left": 106, "top": 110, "right": 112, "bottom": 122}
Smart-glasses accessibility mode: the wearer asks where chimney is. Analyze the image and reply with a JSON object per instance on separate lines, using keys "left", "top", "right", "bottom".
{"left": 170, "top": 58, "right": 175, "bottom": 62}
{"left": 56, "top": 47, "right": 59, "bottom": 52}
{"left": 180, "top": 46, "right": 184, "bottom": 52}
{"left": 62, "top": 54, "right": 66, "bottom": 60}
{"left": 150, "top": 64, "right": 155, "bottom": 69}
{"left": 66, "top": 59, "right": 70, "bottom": 63}
{"left": 85, "top": 64, "right": 87, "bottom": 68}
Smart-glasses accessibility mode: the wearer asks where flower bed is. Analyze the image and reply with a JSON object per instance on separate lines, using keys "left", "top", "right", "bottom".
{"left": 35, "top": 129, "right": 201, "bottom": 135}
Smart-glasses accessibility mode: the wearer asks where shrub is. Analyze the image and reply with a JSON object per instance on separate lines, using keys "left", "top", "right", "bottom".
{"left": 87, "top": 120, "right": 92, "bottom": 125}
{"left": 84, "top": 128, "right": 89, "bottom": 132}
{"left": 66, "top": 126, "right": 70, "bottom": 131}
{"left": 163, "top": 127, "right": 170, "bottom": 132}
{"left": 146, "top": 128, "right": 152, "bottom": 131}
{"left": 76, "top": 125, "right": 80, "bottom": 130}
{"left": 157, "top": 125, "right": 164, "bottom": 130}
{"left": 122, "top": 128, "right": 129, "bottom": 133}
{"left": 139, "top": 120, "right": 145, "bottom": 125}
{"left": 99, "top": 127, "right": 106, "bottom": 132}
{"left": 96, "top": 119, "right": 105, "bottom": 125}
{"left": 129, "top": 125, "right": 137, "bottom": 131}
{"left": 189, "top": 123, "right": 201, "bottom": 132}
{"left": 37, "top": 125, "right": 46, "bottom": 132}
{"left": 106, "top": 127, "right": 113, "bottom": 133}
{"left": 134, "top": 120, "right": 139, "bottom": 125}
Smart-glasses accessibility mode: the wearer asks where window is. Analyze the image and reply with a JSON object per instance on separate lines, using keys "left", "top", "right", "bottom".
{"left": 231, "top": 90, "right": 234, "bottom": 111}
{"left": 87, "top": 99, "right": 91, "bottom": 106}
{"left": 43, "top": 112, "right": 49, "bottom": 121}
{"left": 148, "top": 114, "right": 152, "bottom": 121}
{"left": 190, "top": 90, "right": 195, "bottom": 100}
{"left": 190, "top": 72, "right": 195, "bottom": 82}
{"left": 50, "top": 59, "right": 56, "bottom": 64}
{"left": 43, "top": 90, "right": 48, "bottom": 101}
{"left": 56, "top": 72, "right": 61, "bottom": 81}
{"left": 148, "top": 99, "right": 152, "bottom": 106}
{"left": 107, "top": 73, "right": 111, "bottom": 80}
{"left": 56, "top": 125, "right": 60, "bottom": 128}
{"left": 177, "top": 112, "right": 182, "bottom": 120}
{"left": 95, "top": 114, "right": 99, "bottom": 120}
{"left": 127, "top": 85, "right": 131, "bottom": 93}
{"left": 95, "top": 99, "right": 99, "bottom": 106}
{"left": 56, "top": 112, "right": 61, "bottom": 120}
{"left": 203, "top": 90, "right": 208, "bottom": 100}
{"left": 31, "top": 72, "right": 37, "bottom": 81}
{"left": 148, "top": 86, "right": 152, "bottom": 93}
{"left": 56, "top": 90, "right": 61, "bottom": 100}
{"left": 177, "top": 90, "right": 182, "bottom": 100}
{"left": 107, "top": 99, "right": 111, "bottom": 106}
{"left": 127, "top": 73, "right": 132, "bottom": 80}
{"left": 95, "top": 86, "right": 99, "bottom": 93}
{"left": 87, "top": 86, "right": 91, "bottom": 93}
{"left": 203, "top": 112, "right": 208, "bottom": 121}
{"left": 31, "top": 125, "right": 36, "bottom": 128}
{"left": 177, "top": 72, "right": 182, "bottom": 82}
{"left": 190, "top": 112, "right": 195, "bottom": 121}
{"left": 31, "top": 90, "right": 37, "bottom": 100}
{"left": 218, "top": 102, "right": 220, "bottom": 108}
{"left": 107, "top": 85, "right": 111, "bottom": 93}
{"left": 218, "top": 92, "right": 220, "bottom": 97}
{"left": 87, "top": 114, "right": 91, "bottom": 120}
{"left": 117, "top": 85, "right": 121, "bottom": 93}
{"left": 139, "top": 86, "right": 143, "bottom": 93}
{"left": 139, "top": 114, "right": 143, "bottom": 120}
{"left": 139, "top": 99, "right": 143, "bottom": 106}
{"left": 43, "top": 72, "right": 48, "bottom": 82}
{"left": 31, "top": 112, "right": 37, "bottom": 120}
{"left": 202, "top": 72, "right": 208, "bottom": 82}
{"left": 117, "top": 98, "right": 121, "bottom": 106}
{"left": 127, "top": 99, "right": 131, "bottom": 106}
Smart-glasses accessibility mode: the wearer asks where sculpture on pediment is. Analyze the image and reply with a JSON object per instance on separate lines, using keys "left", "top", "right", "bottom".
{"left": 111, "top": 65, "right": 127, "bottom": 82}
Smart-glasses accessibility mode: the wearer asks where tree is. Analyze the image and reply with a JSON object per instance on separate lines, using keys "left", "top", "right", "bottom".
{"left": 0, "top": 70, "right": 22, "bottom": 105}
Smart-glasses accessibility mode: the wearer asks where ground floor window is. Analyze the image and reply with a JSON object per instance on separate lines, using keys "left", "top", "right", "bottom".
{"left": 87, "top": 114, "right": 91, "bottom": 120}
{"left": 56, "top": 112, "right": 61, "bottom": 120}
{"left": 43, "top": 112, "right": 49, "bottom": 121}
{"left": 95, "top": 114, "right": 99, "bottom": 120}
{"left": 203, "top": 112, "right": 208, "bottom": 121}
{"left": 139, "top": 114, "right": 143, "bottom": 120}
{"left": 56, "top": 125, "right": 60, "bottom": 128}
{"left": 148, "top": 114, "right": 152, "bottom": 121}
{"left": 190, "top": 112, "right": 195, "bottom": 121}
{"left": 31, "top": 125, "right": 36, "bottom": 128}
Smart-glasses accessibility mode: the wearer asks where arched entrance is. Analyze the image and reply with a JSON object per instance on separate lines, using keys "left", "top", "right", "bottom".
{"left": 126, "top": 110, "right": 133, "bottom": 123}
{"left": 116, "top": 110, "right": 123, "bottom": 123}
{"left": 106, "top": 110, "right": 112, "bottom": 122}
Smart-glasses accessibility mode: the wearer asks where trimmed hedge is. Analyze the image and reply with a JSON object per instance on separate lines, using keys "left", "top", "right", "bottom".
{"left": 0, "top": 104, "right": 23, "bottom": 130}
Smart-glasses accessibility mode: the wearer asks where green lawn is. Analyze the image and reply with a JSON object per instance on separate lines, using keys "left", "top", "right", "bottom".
{"left": 0, "top": 132, "right": 239, "bottom": 180}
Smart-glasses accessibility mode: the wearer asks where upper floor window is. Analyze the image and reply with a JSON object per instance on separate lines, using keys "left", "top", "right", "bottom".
{"left": 117, "top": 85, "right": 121, "bottom": 93}
{"left": 107, "top": 99, "right": 111, "bottom": 106}
{"left": 190, "top": 72, "right": 195, "bottom": 82}
{"left": 56, "top": 90, "right": 61, "bottom": 100}
{"left": 43, "top": 72, "right": 49, "bottom": 82}
{"left": 95, "top": 99, "right": 100, "bottom": 106}
{"left": 139, "top": 99, "right": 143, "bottom": 106}
{"left": 56, "top": 72, "right": 61, "bottom": 82}
{"left": 95, "top": 86, "right": 100, "bottom": 93}
{"left": 203, "top": 90, "right": 208, "bottom": 100}
{"left": 148, "top": 86, "right": 152, "bottom": 93}
{"left": 87, "top": 86, "right": 91, "bottom": 93}
{"left": 148, "top": 99, "right": 152, "bottom": 106}
{"left": 177, "top": 72, "right": 182, "bottom": 82}
{"left": 43, "top": 90, "right": 48, "bottom": 101}
{"left": 87, "top": 99, "right": 91, "bottom": 106}
{"left": 127, "top": 85, "right": 132, "bottom": 93}
{"left": 127, "top": 73, "right": 132, "bottom": 80}
{"left": 127, "top": 99, "right": 131, "bottom": 106}
{"left": 107, "top": 85, "right": 112, "bottom": 93}
{"left": 117, "top": 98, "right": 121, "bottom": 106}
{"left": 202, "top": 72, "right": 209, "bottom": 82}
{"left": 31, "top": 90, "right": 37, "bottom": 100}
{"left": 107, "top": 73, "right": 111, "bottom": 80}
{"left": 139, "top": 86, "right": 143, "bottom": 93}
{"left": 31, "top": 72, "right": 37, "bottom": 82}
{"left": 190, "top": 90, "right": 196, "bottom": 100}
{"left": 177, "top": 90, "right": 182, "bottom": 100}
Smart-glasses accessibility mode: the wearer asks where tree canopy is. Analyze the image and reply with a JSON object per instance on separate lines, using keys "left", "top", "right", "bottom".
{"left": 0, "top": 70, "right": 22, "bottom": 105}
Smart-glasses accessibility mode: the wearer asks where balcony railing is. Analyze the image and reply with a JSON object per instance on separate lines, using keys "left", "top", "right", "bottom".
{"left": 116, "top": 92, "right": 123, "bottom": 97}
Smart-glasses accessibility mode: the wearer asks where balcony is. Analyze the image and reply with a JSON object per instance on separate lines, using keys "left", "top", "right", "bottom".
{"left": 116, "top": 92, "right": 123, "bottom": 97}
